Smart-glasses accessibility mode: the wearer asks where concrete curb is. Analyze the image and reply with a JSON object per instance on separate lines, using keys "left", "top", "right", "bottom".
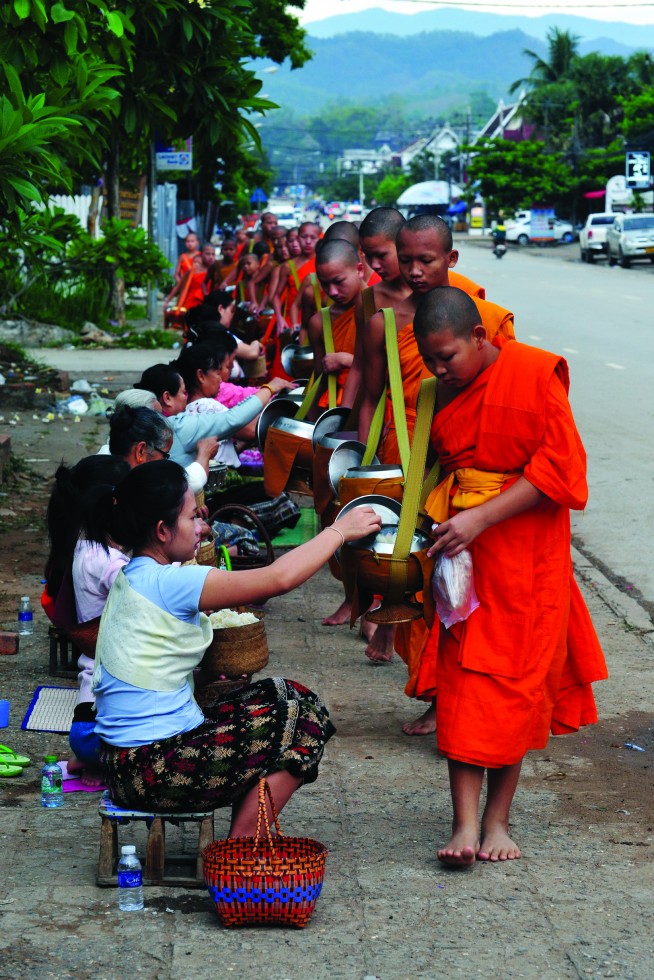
{"left": 572, "top": 544, "right": 654, "bottom": 641}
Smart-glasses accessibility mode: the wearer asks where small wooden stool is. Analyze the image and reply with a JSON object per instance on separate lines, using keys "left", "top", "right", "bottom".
{"left": 48, "top": 625, "right": 80, "bottom": 678}
{"left": 97, "top": 792, "right": 215, "bottom": 889}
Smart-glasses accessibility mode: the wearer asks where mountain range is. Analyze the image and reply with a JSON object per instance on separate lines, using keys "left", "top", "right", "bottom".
{"left": 255, "top": 9, "right": 653, "bottom": 118}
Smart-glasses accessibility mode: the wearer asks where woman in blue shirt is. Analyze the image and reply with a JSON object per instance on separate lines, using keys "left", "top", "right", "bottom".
{"left": 93, "top": 460, "right": 380, "bottom": 836}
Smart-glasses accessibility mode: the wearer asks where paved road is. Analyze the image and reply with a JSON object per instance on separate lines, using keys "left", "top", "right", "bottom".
{"left": 455, "top": 241, "right": 654, "bottom": 617}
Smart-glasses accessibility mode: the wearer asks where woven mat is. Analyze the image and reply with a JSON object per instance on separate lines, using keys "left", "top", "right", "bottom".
{"left": 21, "top": 685, "right": 77, "bottom": 734}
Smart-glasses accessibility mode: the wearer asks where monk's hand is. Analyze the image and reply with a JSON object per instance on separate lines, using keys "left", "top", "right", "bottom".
{"left": 323, "top": 353, "right": 344, "bottom": 374}
{"left": 427, "top": 511, "right": 486, "bottom": 558}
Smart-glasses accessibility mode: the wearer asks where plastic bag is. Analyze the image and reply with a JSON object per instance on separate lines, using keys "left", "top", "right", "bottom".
{"left": 431, "top": 548, "right": 480, "bottom": 629}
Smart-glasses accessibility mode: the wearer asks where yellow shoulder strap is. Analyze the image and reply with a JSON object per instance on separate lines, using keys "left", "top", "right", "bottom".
{"left": 321, "top": 307, "right": 337, "bottom": 410}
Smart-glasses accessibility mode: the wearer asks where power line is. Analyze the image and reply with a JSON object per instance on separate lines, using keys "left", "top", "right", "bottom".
{"left": 328, "top": 0, "right": 654, "bottom": 8}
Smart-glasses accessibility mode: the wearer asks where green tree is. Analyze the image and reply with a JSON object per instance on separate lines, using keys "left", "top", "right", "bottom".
{"left": 510, "top": 28, "right": 580, "bottom": 93}
{"left": 465, "top": 138, "right": 576, "bottom": 215}
{"left": 373, "top": 170, "right": 412, "bottom": 207}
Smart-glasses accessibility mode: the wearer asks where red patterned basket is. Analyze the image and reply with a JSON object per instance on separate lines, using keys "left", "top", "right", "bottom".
{"left": 203, "top": 779, "right": 327, "bottom": 928}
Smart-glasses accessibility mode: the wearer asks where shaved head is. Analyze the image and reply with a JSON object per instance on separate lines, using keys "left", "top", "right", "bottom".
{"left": 414, "top": 287, "right": 481, "bottom": 340}
{"left": 359, "top": 206, "right": 406, "bottom": 242}
{"left": 323, "top": 221, "right": 359, "bottom": 248}
{"left": 316, "top": 238, "right": 359, "bottom": 268}
{"left": 402, "top": 214, "right": 453, "bottom": 251}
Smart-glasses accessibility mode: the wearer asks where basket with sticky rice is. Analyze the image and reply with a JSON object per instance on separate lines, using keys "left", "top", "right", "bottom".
{"left": 201, "top": 608, "right": 269, "bottom": 679}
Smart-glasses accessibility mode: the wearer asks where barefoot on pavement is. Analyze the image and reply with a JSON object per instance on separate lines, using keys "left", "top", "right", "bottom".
{"left": 437, "top": 826, "right": 479, "bottom": 868}
{"left": 322, "top": 597, "right": 353, "bottom": 626}
{"left": 478, "top": 824, "right": 521, "bottom": 862}
{"left": 364, "top": 622, "right": 395, "bottom": 663}
{"left": 402, "top": 701, "right": 436, "bottom": 736}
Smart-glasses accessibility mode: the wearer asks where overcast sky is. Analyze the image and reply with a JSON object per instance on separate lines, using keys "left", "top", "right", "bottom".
{"left": 299, "top": 1, "right": 654, "bottom": 27}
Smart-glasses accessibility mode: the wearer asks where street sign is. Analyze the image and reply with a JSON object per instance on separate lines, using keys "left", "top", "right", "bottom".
{"left": 156, "top": 137, "right": 193, "bottom": 172}
{"left": 250, "top": 188, "right": 268, "bottom": 205}
{"left": 626, "top": 151, "right": 650, "bottom": 188}
{"left": 156, "top": 151, "right": 192, "bottom": 171}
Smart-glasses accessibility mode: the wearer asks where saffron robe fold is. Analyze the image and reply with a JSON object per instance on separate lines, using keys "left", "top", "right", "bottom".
{"left": 403, "top": 341, "right": 608, "bottom": 767}
{"left": 317, "top": 306, "right": 357, "bottom": 408}
{"left": 377, "top": 294, "right": 515, "bottom": 465}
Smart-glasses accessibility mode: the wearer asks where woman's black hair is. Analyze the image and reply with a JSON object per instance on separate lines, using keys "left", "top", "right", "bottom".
{"left": 110, "top": 460, "right": 189, "bottom": 554}
{"left": 44, "top": 455, "right": 130, "bottom": 599}
{"left": 134, "top": 363, "right": 182, "bottom": 401}
{"left": 205, "top": 288, "right": 235, "bottom": 311}
{"left": 173, "top": 344, "right": 225, "bottom": 396}
{"left": 108, "top": 406, "right": 172, "bottom": 458}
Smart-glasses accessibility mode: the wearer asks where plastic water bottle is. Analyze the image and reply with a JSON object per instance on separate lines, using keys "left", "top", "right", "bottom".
{"left": 40, "top": 756, "right": 64, "bottom": 808}
{"left": 18, "top": 596, "right": 33, "bottom": 635}
{"left": 117, "top": 845, "right": 144, "bottom": 911}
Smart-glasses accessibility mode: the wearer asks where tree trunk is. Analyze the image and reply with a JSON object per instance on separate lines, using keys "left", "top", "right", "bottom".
{"left": 106, "top": 137, "right": 126, "bottom": 327}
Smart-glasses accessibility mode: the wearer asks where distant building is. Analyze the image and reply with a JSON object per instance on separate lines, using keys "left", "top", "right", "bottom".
{"left": 338, "top": 145, "right": 393, "bottom": 175}
{"left": 393, "top": 126, "right": 459, "bottom": 173}
{"left": 474, "top": 94, "right": 534, "bottom": 143}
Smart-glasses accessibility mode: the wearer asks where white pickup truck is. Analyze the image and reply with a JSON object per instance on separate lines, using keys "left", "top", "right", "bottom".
{"left": 579, "top": 213, "right": 616, "bottom": 263}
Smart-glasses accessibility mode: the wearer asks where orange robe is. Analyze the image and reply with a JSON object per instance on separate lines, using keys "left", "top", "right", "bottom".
{"left": 317, "top": 306, "right": 357, "bottom": 408}
{"left": 284, "top": 255, "right": 316, "bottom": 314}
{"left": 450, "top": 270, "right": 485, "bottom": 300}
{"left": 407, "top": 341, "right": 607, "bottom": 765}
{"left": 378, "top": 294, "right": 515, "bottom": 466}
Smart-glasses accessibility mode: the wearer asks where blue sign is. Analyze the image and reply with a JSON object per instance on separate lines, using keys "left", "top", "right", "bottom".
{"left": 250, "top": 188, "right": 268, "bottom": 205}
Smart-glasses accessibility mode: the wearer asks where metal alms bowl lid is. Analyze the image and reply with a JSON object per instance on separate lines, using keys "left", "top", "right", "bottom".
{"left": 281, "top": 344, "right": 314, "bottom": 375}
{"left": 327, "top": 439, "right": 368, "bottom": 494}
{"left": 312, "top": 406, "right": 351, "bottom": 449}
{"left": 351, "top": 522, "right": 432, "bottom": 555}
{"left": 270, "top": 415, "right": 315, "bottom": 439}
{"left": 281, "top": 344, "right": 301, "bottom": 375}
{"left": 336, "top": 494, "right": 402, "bottom": 528}
{"left": 255, "top": 396, "right": 299, "bottom": 452}
{"left": 317, "top": 430, "right": 360, "bottom": 451}
{"left": 343, "top": 464, "right": 403, "bottom": 480}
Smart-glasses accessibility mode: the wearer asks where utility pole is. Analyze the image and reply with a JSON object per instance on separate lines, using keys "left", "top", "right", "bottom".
{"left": 359, "top": 168, "right": 365, "bottom": 208}
{"left": 147, "top": 141, "right": 158, "bottom": 323}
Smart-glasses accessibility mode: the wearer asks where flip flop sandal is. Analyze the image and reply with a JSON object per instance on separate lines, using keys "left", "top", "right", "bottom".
{"left": 0, "top": 745, "right": 31, "bottom": 767}
{"left": 0, "top": 761, "right": 23, "bottom": 777}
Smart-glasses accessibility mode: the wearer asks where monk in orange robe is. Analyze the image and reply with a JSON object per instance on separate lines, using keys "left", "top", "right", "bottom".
{"left": 352, "top": 210, "right": 512, "bottom": 676}
{"left": 307, "top": 239, "right": 363, "bottom": 413}
{"left": 279, "top": 222, "right": 321, "bottom": 329}
{"left": 173, "top": 231, "right": 199, "bottom": 284}
{"left": 206, "top": 237, "right": 238, "bottom": 290}
{"left": 411, "top": 286, "right": 607, "bottom": 866}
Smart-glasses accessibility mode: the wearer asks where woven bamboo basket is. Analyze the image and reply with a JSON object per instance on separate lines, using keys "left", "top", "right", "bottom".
{"left": 203, "top": 779, "right": 327, "bottom": 928}
{"left": 196, "top": 538, "right": 217, "bottom": 567}
{"left": 201, "top": 611, "right": 268, "bottom": 679}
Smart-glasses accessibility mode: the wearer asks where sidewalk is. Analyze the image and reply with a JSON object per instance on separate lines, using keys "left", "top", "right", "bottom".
{"left": 0, "top": 560, "right": 652, "bottom": 979}
{"left": 0, "top": 350, "right": 652, "bottom": 979}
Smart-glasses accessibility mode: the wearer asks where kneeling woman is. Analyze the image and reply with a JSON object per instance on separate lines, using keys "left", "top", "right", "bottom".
{"left": 93, "top": 461, "right": 380, "bottom": 836}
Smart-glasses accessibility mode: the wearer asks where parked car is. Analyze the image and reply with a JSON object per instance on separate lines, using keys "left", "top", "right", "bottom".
{"left": 606, "top": 213, "right": 654, "bottom": 268}
{"left": 344, "top": 203, "right": 363, "bottom": 221}
{"left": 325, "top": 201, "right": 345, "bottom": 219}
{"left": 505, "top": 215, "right": 575, "bottom": 246}
{"left": 579, "top": 213, "right": 616, "bottom": 262}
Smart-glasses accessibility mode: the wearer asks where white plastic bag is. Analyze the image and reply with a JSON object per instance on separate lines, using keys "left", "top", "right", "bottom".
{"left": 431, "top": 548, "right": 480, "bottom": 629}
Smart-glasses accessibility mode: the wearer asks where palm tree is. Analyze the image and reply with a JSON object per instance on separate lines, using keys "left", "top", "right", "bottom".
{"left": 510, "top": 28, "right": 580, "bottom": 94}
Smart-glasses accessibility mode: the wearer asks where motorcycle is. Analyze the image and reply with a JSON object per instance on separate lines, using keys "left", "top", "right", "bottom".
{"left": 492, "top": 226, "right": 507, "bottom": 259}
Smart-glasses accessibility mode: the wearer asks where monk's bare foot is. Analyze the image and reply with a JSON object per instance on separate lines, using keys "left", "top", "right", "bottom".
{"left": 478, "top": 824, "right": 521, "bottom": 862}
{"left": 80, "top": 770, "right": 105, "bottom": 787}
{"left": 437, "top": 826, "right": 479, "bottom": 868}
{"left": 364, "top": 623, "right": 394, "bottom": 663}
{"left": 359, "top": 616, "right": 376, "bottom": 643}
{"left": 402, "top": 702, "right": 436, "bottom": 736}
{"left": 322, "top": 598, "right": 352, "bottom": 626}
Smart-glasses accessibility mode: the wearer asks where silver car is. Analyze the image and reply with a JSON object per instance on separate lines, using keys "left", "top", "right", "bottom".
{"left": 606, "top": 214, "right": 654, "bottom": 268}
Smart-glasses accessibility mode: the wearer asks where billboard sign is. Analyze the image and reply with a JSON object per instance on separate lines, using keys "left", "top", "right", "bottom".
{"left": 156, "top": 138, "right": 193, "bottom": 172}
{"left": 530, "top": 207, "right": 556, "bottom": 242}
{"left": 626, "top": 151, "right": 650, "bottom": 188}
